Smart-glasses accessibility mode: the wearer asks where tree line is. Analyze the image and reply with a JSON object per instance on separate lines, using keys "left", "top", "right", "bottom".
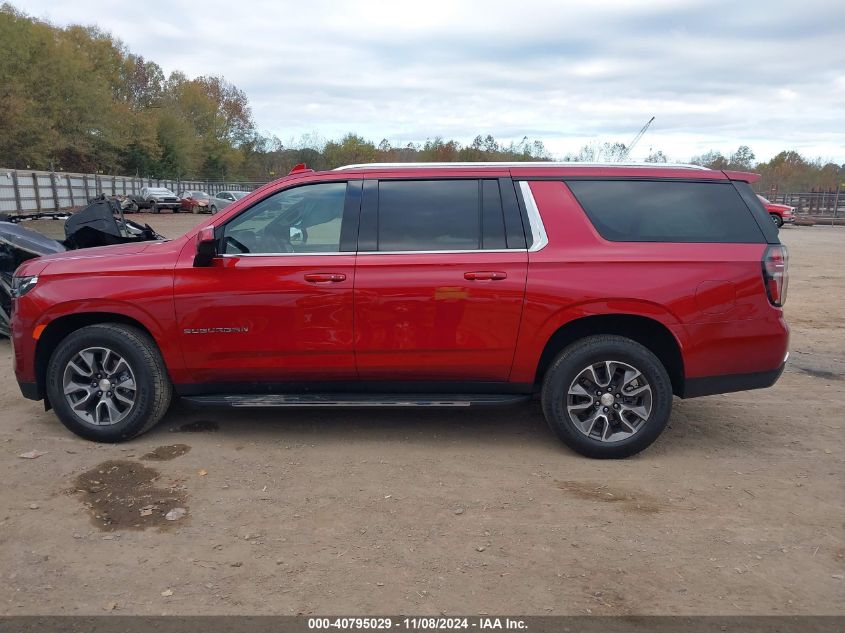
{"left": 1, "top": 4, "right": 842, "bottom": 193}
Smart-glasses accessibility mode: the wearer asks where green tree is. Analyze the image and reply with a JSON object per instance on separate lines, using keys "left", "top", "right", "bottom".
{"left": 729, "top": 145, "right": 756, "bottom": 170}
{"left": 690, "top": 150, "right": 729, "bottom": 169}
{"left": 323, "top": 134, "right": 377, "bottom": 168}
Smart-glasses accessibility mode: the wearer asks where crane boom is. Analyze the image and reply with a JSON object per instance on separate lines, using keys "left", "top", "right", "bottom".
{"left": 621, "top": 116, "right": 655, "bottom": 160}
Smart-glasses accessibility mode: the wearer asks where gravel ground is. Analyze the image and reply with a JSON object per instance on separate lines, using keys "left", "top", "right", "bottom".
{"left": 0, "top": 214, "right": 842, "bottom": 615}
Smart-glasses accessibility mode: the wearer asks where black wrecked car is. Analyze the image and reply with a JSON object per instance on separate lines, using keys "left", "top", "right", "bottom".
{"left": 0, "top": 196, "right": 162, "bottom": 336}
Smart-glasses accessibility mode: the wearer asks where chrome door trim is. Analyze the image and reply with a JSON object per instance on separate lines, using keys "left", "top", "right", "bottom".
{"left": 518, "top": 181, "right": 549, "bottom": 253}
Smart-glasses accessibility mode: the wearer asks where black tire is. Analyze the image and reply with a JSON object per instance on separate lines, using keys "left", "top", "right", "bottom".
{"left": 541, "top": 335, "right": 673, "bottom": 459}
{"left": 191, "top": 204, "right": 200, "bottom": 214}
{"left": 770, "top": 213, "right": 783, "bottom": 228}
{"left": 210, "top": 205, "right": 217, "bottom": 215}
{"left": 45, "top": 324, "right": 172, "bottom": 442}
{"left": 149, "top": 201, "right": 158, "bottom": 214}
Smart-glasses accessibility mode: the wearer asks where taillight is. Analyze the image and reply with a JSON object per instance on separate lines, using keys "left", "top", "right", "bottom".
{"left": 762, "top": 244, "right": 789, "bottom": 307}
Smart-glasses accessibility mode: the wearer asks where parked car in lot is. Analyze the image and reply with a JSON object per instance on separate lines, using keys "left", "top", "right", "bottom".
{"left": 132, "top": 187, "right": 182, "bottom": 213}
{"left": 10, "top": 162, "right": 789, "bottom": 458}
{"left": 178, "top": 190, "right": 212, "bottom": 214}
{"left": 210, "top": 190, "right": 249, "bottom": 214}
{"left": 757, "top": 194, "right": 795, "bottom": 227}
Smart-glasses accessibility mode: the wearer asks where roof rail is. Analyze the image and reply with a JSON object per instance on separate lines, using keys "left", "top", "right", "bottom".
{"left": 333, "top": 161, "right": 710, "bottom": 171}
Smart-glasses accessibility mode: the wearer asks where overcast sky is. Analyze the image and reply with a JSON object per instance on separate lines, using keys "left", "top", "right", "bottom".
{"left": 18, "top": 0, "right": 845, "bottom": 162}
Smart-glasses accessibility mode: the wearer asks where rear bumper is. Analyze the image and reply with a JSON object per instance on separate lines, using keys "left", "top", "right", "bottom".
{"left": 681, "top": 355, "right": 787, "bottom": 398}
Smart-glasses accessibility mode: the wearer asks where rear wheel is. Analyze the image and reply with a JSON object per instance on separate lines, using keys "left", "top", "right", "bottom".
{"left": 210, "top": 205, "right": 217, "bottom": 215}
{"left": 770, "top": 213, "right": 783, "bottom": 228}
{"left": 45, "top": 324, "right": 172, "bottom": 442}
{"left": 149, "top": 201, "right": 158, "bottom": 214}
{"left": 541, "top": 335, "right": 673, "bottom": 458}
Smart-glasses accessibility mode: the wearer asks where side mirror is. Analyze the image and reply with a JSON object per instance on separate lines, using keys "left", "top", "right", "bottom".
{"left": 193, "top": 226, "right": 217, "bottom": 267}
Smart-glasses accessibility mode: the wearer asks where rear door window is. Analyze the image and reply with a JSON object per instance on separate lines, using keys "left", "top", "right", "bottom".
{"left": 481, "top": 180, "right": 507, "bottom": 250}
{"left": 376, "top": 180, "right": 480, "bottom": 251}
{"left": 567, "top": 180, "right": 765, "bottom": 243}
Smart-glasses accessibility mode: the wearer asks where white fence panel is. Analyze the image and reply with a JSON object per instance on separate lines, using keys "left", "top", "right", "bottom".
{"left": 0, "top": 167, "right": 266, "bottom": 214}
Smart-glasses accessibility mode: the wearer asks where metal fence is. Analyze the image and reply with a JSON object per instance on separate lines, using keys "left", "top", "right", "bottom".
{"left": 2, "top": 167, "right": 843, "bottom": 221}
{"left": 0, "top": 168, "right": 266, "bottom": 214}
{"left": 762, "top": 190, "right": 844, "bottom": 219}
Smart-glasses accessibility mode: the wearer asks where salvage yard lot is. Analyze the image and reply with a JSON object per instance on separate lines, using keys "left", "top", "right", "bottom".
{"left": 0, "top": 214, "right": 842, "bottom": 615}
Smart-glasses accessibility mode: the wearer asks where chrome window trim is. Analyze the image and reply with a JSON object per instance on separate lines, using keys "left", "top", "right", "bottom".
{"left": 218, "top": 248, "right": 524, "bottom": 258}
{"left": 518, "top": 181, "right": 549, "bottom": 253}
{"left": 219, "top": 251, "right": 351, "bottom": 258}
{"left": 358, "top": 248, "right": 522, "bottom": 256}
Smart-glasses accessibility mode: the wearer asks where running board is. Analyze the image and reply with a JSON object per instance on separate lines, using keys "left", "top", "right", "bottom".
{"left": 181, "top": 393, "right": 530, "bottom": 408}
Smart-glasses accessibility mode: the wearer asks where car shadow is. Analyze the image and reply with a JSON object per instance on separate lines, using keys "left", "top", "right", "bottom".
{"left": 144, "top": 394, "right": 782, "bottom": 459}
{"left": 154, "top": 399, "right": 556, "bottom": 448}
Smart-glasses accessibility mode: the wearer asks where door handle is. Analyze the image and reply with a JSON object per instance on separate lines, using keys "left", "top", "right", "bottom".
{"left": 304, "top": 273, "right": 347, "bottom": 283}
{"left": 464, "top": 271, "right": 507, "bottom": 281}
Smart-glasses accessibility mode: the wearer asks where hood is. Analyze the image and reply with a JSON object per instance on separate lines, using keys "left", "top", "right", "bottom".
{"left": 0, "top": 221, "right": 66, "bottom": 258}
{"left": 36, "top": 241, "right": 156, "bottom": 264}
{"left": 767, "top": 203, "right": 794, "bottom": 213}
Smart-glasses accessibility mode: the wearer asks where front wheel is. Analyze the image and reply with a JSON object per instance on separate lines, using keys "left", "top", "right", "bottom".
{"left": 45, "top": 324, "right": 172, "bottom": 442}
{"left": 770, "top": 213, "right": 784, "bottom": 228}
{"left": 541, "top": 335, "right": 673, "bottom": 458}
{"left": 210, "top": 205, "right": 217, "bottom": 215}
{"left": 149, "top": 201, "right": 158, "bottom": 214}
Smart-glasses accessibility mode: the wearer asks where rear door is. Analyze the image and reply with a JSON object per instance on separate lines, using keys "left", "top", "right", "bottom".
{"left": 354, "top": 177, "right": 528, "bottom": 382}
{"left": 173, "top": 177, "right": 362, "bottom": 385}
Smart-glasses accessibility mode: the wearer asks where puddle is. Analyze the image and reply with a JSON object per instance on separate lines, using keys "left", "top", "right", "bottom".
{"left": 142, "top": 444, "right": 191, "bottom": 461}
{"left": 177, "top": 420, "right": 219, "bottom": 433}
{"left": 74, "top": 460, "right": 187, "bottom": 531}
{"left": 557, "top": 480, "right": 662, "bottom": 514}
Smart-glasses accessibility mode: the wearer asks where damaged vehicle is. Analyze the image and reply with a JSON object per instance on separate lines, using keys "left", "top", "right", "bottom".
{"left": 132, "top": 186, "right": 182, "bottom": 213}
{"left": 0, "top": 196, "right": 162, "bottom": 336}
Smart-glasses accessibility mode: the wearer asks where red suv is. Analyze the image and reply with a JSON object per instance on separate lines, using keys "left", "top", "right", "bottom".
{"left": 757, "top": 194, "right": 795, "bottom": 228}
{"left": 10, "top": 163, "right": 789, "bottom": 458}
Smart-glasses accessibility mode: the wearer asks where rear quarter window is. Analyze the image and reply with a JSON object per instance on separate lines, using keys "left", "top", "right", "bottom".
{"left": 566, "top": 180, "right": 765, "bottom": 243}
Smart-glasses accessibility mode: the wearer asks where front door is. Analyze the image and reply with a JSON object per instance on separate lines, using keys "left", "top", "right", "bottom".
{"left": 174, "top": 178, "right": 361, "bottom": 385}
{"left": 354, "top": 177, "right": 528, "bottom": 382}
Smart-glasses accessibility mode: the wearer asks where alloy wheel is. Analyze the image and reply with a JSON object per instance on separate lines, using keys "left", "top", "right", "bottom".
{"left": 566, "top": 360, "right": 653, "bottom": 442}
{"left": 62, "top": 347, "right": 137, "bottom": 426}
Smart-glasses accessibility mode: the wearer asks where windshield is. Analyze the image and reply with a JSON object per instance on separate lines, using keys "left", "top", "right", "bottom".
{"left": 189, "top": 191, "right": 210, "bottom": 197}
{"left": 232, "top": 191, "right": 249, "bottom": 199}
{"left": 757, "top": 194, "right": 771, "bottom": 204}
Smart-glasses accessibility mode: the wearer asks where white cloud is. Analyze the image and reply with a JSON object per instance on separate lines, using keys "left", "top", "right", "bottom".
{"left": 16, "top": 0, "right": 845, "bottom": 162}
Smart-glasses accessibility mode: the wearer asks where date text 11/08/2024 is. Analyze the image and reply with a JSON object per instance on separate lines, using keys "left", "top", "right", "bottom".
{"left": 307, "top": 617, "right": 528, "bottom": 630}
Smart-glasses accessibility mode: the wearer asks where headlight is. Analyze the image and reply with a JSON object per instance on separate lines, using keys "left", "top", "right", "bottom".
{"left": 12, "top": 275, "right": 38, "bottom": 298}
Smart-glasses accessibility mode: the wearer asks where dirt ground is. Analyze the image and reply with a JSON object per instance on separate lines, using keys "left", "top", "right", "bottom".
{"left": 0, "top": 212, "right": 842, "bottom": 615}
